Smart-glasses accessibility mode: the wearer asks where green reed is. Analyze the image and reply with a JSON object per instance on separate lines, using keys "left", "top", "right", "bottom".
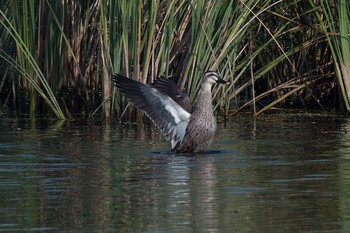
{"left": 309, "top": 0, "right": 350, "bottom": 111}
{"left": 0, "top": 1, "right": 65, "bottom": 119}
{"left": 0, "top": 0, "right": 349, "bottom": 119}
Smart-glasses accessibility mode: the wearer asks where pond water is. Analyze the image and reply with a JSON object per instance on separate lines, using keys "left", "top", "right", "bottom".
{"left": 1, "top": 113, "right": 350, "bottom": 232}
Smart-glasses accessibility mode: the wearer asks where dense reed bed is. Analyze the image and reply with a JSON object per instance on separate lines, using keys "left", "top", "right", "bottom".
{"left": 0, "top": 0, "right": 349, "bottom": 120}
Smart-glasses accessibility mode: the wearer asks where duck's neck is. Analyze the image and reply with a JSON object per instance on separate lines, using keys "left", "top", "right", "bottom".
{"left": 194, "top": 85, "right": 213, "bottom": 115}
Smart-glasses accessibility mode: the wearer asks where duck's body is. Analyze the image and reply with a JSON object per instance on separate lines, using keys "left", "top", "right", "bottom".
{"left": 113, "top": 71, "right": 229, "bottom": 153}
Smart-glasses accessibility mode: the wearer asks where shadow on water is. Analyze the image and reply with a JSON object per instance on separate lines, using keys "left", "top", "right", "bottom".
{"left": 1, "top": 114, "right": 350, "bottom": 232}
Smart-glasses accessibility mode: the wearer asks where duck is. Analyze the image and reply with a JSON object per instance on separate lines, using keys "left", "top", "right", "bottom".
{"left": 113, "top": 71, "right": 230, "bottom": 153}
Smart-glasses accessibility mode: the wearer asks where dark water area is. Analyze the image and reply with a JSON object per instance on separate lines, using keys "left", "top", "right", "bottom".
{"left": 1, "top": 113, "right": 350, "bottom": 232}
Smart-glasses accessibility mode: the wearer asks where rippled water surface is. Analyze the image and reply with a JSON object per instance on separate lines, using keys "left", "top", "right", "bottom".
{"left": 1, "top": 114, "right": 350, "bottom": 232}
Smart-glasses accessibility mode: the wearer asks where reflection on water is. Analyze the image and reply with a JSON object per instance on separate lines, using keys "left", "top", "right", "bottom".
{"left": 1, "top": 114, "right": 350, "bottom": 232}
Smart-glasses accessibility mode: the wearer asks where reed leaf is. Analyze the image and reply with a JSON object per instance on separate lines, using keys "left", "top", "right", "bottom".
{"left": 309, "top": 0, "right": 350, "bottom": 111}
{"left": 0, "top": 0, "right": 346, "bottom": 119}
{"left": 0, "top": 8, "right": 65, "bottom": 119}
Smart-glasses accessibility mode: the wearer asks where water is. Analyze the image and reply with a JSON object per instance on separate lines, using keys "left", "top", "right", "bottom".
{"left": 1, "top": 114, "right": 350, "bottom": 232}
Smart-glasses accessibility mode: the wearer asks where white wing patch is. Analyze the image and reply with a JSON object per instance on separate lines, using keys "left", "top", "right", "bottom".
{"left": 144, "top": 88, "right": 191, "bottom": 148}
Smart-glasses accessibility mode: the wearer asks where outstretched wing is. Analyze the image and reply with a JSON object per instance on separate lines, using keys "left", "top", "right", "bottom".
{"left": 113, "top": 74, "right": 190, "bottom": 148}
{"left": 151, "top": 77, "right": 193, "bottom": 113}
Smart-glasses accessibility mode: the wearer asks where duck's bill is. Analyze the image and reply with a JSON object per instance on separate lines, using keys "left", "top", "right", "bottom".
{"left": 217, "top": 78, "right": 230, "bottom": 85}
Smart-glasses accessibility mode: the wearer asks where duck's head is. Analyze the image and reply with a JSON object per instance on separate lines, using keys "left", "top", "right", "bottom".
{"left": 202, "top": 71, "right": 230, "bottom": 87}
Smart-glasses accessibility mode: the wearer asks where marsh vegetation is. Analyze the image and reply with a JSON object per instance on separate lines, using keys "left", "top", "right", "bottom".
{"left": 0, "top": 0, "right": 349, "bottom": 120}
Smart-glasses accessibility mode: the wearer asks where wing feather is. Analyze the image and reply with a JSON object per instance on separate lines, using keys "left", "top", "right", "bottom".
{"left": 151, "top": 77, "right": 192, "bottom": 113}
{"left": 113, "top": 74, "right": 190, "bottom": 148}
